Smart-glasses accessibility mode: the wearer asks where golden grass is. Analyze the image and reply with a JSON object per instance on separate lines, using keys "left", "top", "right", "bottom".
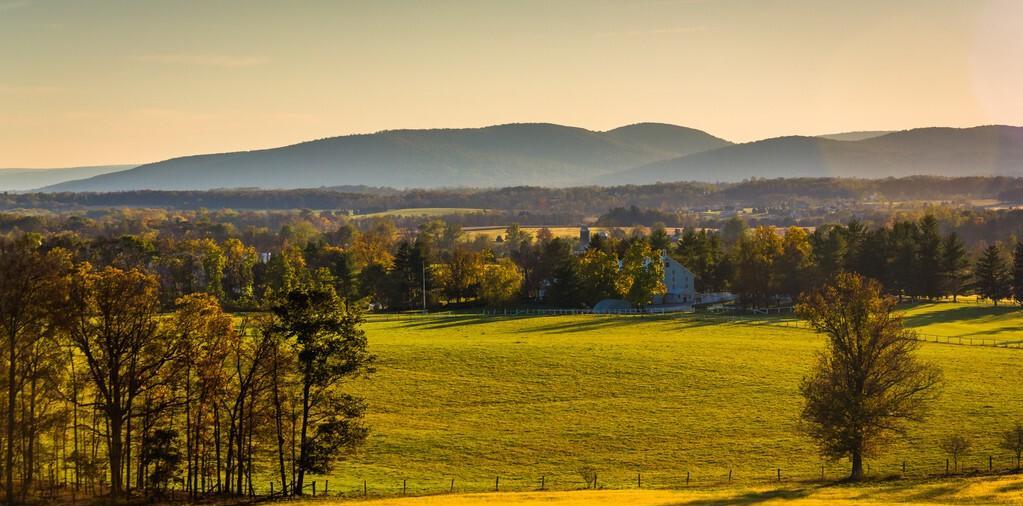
{"left": 294, "top": 474, "right": 1023, "bottom": 505}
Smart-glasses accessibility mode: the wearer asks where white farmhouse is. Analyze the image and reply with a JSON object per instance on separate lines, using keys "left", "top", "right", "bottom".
{"left": 654, "top": 251, "right": 696, "bottom": 305}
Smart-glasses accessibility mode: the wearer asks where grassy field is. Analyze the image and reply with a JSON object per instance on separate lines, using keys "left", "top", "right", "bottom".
{"left": 462, "top": 226, "right": 648, "bottom": 241}
{"left": 301, "top": 302, "right": 1023, "bottom": 499}
{"left": 295, "top": 474, "right": 1023, "bottom": 505}
{"left": 354, "top": 208, "right": 489, "bottom": 219}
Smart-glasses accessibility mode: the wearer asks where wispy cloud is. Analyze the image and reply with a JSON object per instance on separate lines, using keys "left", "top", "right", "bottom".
{"left": 132, "top": 53, "right": 270, "bottom": 68}
{"left": 594, "top": 25, "right": 712, "bottom": 38}
{"left": 0, "top": 1, "right": 32, "bottom": 13}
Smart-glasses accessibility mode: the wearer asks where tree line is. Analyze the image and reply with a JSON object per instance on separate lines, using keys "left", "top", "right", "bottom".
{"left": 7, "top": 176, "right": 1023, "bottom": 216}
{"left": 0, "top": 236, "right": 372, "bottom": 503}
{"left": 6, "top": 209, "right": 1023, "bottom": 313}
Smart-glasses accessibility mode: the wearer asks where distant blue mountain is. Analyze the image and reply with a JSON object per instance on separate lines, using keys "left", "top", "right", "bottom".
{"left": 42, "top": 123, "right": 731, "bottom": 191}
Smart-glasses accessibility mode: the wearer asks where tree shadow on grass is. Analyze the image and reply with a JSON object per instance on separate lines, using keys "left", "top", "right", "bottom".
{"left": 394, "top": 315, "right": 507, "bottom": 330}
{"left": 901, "top": 304, "right": 1020, "bottom": 331}
{"left": 512, "top": 317, "right": 661, "bottom": 335}
{"left": 666, "top": 487, "right": 814, "bottom": 505}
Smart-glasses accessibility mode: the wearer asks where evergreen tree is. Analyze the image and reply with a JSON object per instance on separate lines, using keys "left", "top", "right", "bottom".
{"left": 916, "top": 215, "right": 943, "bottom": 299}
{"left": 888, "top": 221, "right": 920, "bottom": 300}
{"left": 974, "top": 244, "right": 1011, "bottom": 306}
{"left": 939, "top": 233, "right": 970, "bottom": 301}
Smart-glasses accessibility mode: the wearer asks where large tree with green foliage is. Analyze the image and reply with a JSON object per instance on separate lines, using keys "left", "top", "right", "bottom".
{"left": 621, "top": 241, "right": 665, "bottom": 307}
{"left": 270, "top": 289, "right": 374, "bottom": 495}
{"left": 796, "top": 273, "right": 942, "bottom": 481}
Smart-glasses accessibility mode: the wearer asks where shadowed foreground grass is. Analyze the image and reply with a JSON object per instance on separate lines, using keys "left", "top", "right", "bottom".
{"left": 294, "top": 474, "right": 1023, "bottom": 505}
{"left": 294, "top": 474, "right": 1023, "bottom": 506}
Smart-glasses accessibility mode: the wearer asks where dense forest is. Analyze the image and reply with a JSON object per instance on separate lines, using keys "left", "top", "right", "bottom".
{"left": 10, "top": 176, "right": 1023, "bottom": 217}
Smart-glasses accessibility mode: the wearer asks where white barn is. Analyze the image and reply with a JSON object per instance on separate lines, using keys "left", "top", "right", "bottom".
{"left": 654, "top": 251, "right": 696, "bottom": 305}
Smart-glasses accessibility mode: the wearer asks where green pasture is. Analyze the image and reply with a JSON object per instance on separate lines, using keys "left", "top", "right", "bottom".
{"left": 303, "top": 302, "right": 1023, "bottom": 497}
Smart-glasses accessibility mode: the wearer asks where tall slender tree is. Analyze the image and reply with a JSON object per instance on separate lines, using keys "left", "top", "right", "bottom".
{"left": 0, "top": 238, "right": 69, "bottom": 506}
{"left": 269, "top": 289, "right": 374, "bottom": 495}
{"left": 975, "top": 245, "right": 1011, "bottom": 306}
{"left": 66, "top": 266, "right": 177, "bottom": 500}
{"left": 939, "top": 233, "right": 970, "bottom": 301}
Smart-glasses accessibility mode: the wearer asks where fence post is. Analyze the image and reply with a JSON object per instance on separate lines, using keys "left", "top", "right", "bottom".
{"left": 540, "top": 475, "right": 545, "bottom": 490}
{"left": 990, "top": 456, "right": 993, "bottom": 471}
{"left": 902, "top": 461, "right": 906, "bottom": 474}
{"left": 728, "top": 468, "right": 732, "bottom": 483}
{"left": 325, "top": 480, "right": 329, "bottom": 496}
{"left": 495, "top": 476, "right": 499, "bottom": 492}
{"left": 820, "top": 464, "right": 824, "bottom": 481}
{"left": 637, "top": 473, "right": 641, "bottom": 488}
{"left": 364, "top": 480, "right": 368, "bottom": 496}
{"left": 403, "top": 479, "right": 407, "bottom": 495}
{"left": 270, "top": 482, "right": 273, "bottom": 496}
{"left": 777, "top": 468, "right": 781, "bottom": 482}
{"left": 686, "top": 471, "right": 690, "bottom": 486}
{"left": 946, "top": 459, "right": 950, "bottom": 475}
{"left": 312, "top": 481, "right": 316, "bottom": 496}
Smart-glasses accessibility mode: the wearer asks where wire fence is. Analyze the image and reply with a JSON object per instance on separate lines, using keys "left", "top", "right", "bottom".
{"left": 245, "top": 456, "right": 1023, "bottom": 500}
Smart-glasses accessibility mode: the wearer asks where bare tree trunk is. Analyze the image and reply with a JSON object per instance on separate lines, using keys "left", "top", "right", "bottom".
{"left": 185, "top": 362, "right": 192, "bottom": 497}
{"left": 6, "top": 330, "right": 17, "bottom": 506}
{"left": 214, "top": 404, "right": 222, "bottom": 493}
{"left": 124, "top": 403, "right": 132, "bottom": 496}
{"left": 295, "top": 381, "right": 311, "bottom": 496}
{"left": 108, "top": 409, "right": 124, "bottom": 499}
{"left": 850, "top": 447, "right": 864, "bottom": 481}
{"left": 70, "top": 350, "right": 80, "bottom": 495}
{"left": 236, "top": 394, "right": 244, "bottom": 495}
{"left": 272, "top": 349, "right": 288, "bottom": 494}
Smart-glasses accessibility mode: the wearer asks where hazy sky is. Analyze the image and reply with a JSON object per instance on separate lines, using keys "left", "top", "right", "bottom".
{"left": 2, "top": 0, "right": 1022, "bottom": 167}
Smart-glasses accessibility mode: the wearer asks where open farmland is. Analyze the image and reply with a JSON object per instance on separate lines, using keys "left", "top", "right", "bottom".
{"left": 462, "top": 226, "right": 649, "bottom": 241}
{"left": 305, "top": 303, "right": 1023, "bottom": 498}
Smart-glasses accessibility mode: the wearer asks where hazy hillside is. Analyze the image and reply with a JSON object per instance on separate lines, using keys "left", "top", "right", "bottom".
{"left": 43, "top": 123, "right": 731, "bottom": 192}
{"left": 604, "top": 126, "right": 1023, "bottom": 184}
{"left": 817, "top": 130, "right": 893, "bottom": 141}
{"left": 0, "top": 165, "right": 135, "bottom": 191}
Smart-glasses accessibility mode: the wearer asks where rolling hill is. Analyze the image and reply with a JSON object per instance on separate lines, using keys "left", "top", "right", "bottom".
{"left": 602, "top": 125, "right": 1023, "bottom": 184}
{"left": 0, "top": 165, "right": 135, "bottom": 191}
{"left": 41, "top": 123, "right": 731, "bottom": 192}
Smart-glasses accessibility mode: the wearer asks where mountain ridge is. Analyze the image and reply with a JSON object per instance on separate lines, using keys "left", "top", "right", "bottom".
{"left": 42, "top": 123, "right": 731, "bottom": 192}
{"left": 601, "top": 125, "right": 1023, "bottom": 184}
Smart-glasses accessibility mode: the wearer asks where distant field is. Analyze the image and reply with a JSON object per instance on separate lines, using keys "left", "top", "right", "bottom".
{"left": 297, "top": 474, "right": 1023, "bottom": 505}
{"left": 355, "top": 208, "right": 489, "bottom": 219}
{"left": 303, "top": 302, "right": 1023, "bottom": 498}
{"left": 463, "top": 226, "right": 649, "bottom": 240}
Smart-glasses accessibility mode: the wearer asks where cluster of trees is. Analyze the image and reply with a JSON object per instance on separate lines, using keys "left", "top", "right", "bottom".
{"left": 0, "top": 236, "right": 372, "bottom": 502}
{"left": 673, "top": 214, "right": 1023, "bottom": 307}
{"left": 6, "top": 206, "right": 1023, "bottom": 314}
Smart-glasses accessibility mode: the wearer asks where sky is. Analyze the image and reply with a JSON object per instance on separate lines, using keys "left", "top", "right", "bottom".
{"left": 2, "top": 0, "right": 1022, "bottom": 167}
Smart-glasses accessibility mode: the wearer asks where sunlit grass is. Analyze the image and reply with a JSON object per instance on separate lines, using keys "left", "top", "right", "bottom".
{"left": 294, "top": 474, "right": 1023, "bottom": 505}
{"left": 293, "top": 302, "right": 1023, "bottom": 498}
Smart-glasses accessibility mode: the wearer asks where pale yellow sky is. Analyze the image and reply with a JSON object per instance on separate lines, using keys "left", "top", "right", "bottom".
{"left": 2, "top": 0, "right": 1022, "bottom": 167}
